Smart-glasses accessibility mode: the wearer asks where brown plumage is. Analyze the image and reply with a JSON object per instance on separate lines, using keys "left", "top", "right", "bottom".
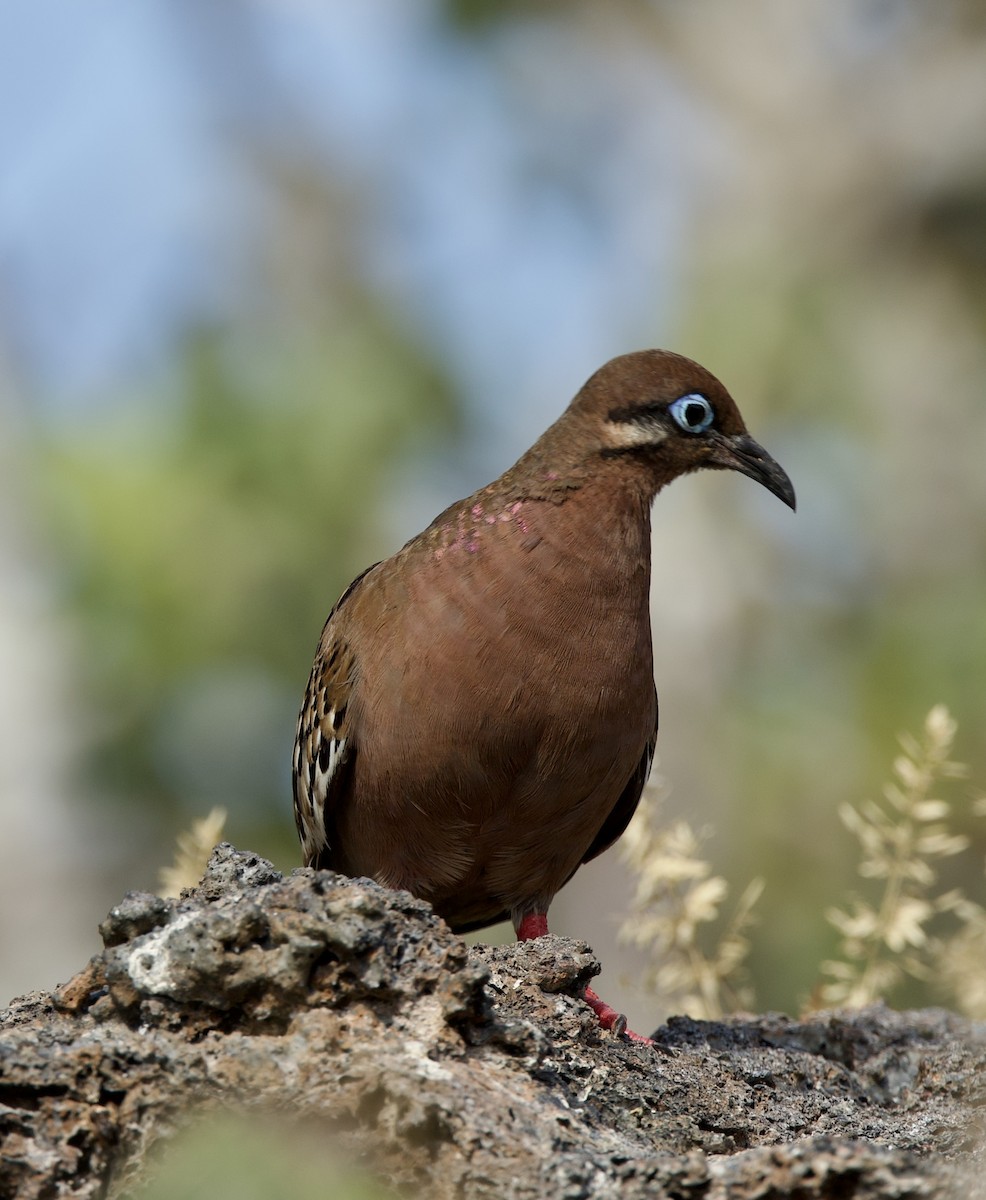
{"left": 293, "top": 349, "right": 795, "bottom": 1038}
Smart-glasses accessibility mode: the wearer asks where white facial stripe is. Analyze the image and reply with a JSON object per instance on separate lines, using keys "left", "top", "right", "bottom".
{"left": 605, "top": 419, "right": 669, "bottom": 450}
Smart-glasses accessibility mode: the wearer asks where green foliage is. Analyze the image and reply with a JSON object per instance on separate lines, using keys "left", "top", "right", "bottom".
{"left": 123, "top": 1113, "right": 393, "bottom": 1200}
{"left": 38, "top": 320, "right": 459, "bottom": 857}
{"left": 442, "top": 0, "right": 556, "bottom": 32}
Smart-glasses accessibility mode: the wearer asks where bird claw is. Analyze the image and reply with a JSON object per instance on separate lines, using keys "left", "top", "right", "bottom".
{"left": 583, "top": 985, "right": 653, "bottom": 1045}
{"left": 622, "top": 1025, "right": 656, "bottom": 1045}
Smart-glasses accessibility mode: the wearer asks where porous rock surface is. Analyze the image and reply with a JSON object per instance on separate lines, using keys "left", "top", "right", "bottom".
{"left": 1, "top": 844, "right": 984, "bottom": 1198}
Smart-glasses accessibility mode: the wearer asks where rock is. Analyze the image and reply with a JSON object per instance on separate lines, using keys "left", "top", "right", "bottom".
{"left": 1, "top": 843, "right": 984, "bottom": 1199}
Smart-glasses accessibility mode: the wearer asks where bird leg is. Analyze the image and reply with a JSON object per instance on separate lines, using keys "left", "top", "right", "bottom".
{"left": 514, "top": 913, "right": 653, "bottom": 1043}
{"left": 515, "top": 913, "right": 549, "bottom": 940}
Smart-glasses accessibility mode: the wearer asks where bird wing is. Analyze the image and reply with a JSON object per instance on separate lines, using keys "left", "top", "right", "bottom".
{"left": 580, "top": 693, "right": 658, "bottom": 865}
{"left": 292, "top": 564, "right": 377, "bottom": 866}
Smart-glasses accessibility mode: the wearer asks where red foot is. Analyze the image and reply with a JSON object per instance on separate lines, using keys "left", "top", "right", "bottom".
{"left": 584, "top": 986, "right": 653, "bottom": 1044}
{"left": 514, "top": 912, "right": 653, "bottom": 1044}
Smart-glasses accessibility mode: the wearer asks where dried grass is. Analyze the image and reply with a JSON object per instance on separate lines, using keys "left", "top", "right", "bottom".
{"left": 158, "top": 807, "right": 228, "bottom": 898}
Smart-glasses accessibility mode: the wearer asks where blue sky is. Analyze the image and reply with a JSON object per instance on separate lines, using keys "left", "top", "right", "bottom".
{"left": 0, "top": 0, "right": 689, "bottom": 440}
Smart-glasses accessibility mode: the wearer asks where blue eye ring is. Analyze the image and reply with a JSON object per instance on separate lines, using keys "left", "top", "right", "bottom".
{"left": 669, "top": 393, "right": 714, "bottom": 434}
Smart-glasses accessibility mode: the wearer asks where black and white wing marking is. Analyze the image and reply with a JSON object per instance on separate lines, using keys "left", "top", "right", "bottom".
{"left": 292, "top": 564, "right": 377, "bottom": 866}
{"left": 292, "top": 633, "right": 356, "bottom": 866}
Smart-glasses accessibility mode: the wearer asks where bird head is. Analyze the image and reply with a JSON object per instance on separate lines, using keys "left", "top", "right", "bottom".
{"left": 570, "top": 350, "right": 796, "bottom": 510}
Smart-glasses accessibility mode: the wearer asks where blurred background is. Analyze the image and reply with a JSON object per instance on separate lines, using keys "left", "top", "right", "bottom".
{"left": 2, "top": 0, "right": 985, "bottom": 1032}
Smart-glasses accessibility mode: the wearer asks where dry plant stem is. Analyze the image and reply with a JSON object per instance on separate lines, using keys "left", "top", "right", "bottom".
{"left": 619, "top": 787, "right": 761, "bottom": 1020}
{"left": 850, "top": 818, "right": 919, "bottom": 1005}
{"left": 158, "top": 807, "right": 228, "bottom": 898}
{"left": 822, "top": 705, "right": 970, "bottom": 1008}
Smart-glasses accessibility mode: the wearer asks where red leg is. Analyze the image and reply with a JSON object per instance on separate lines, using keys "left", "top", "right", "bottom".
{"left": 515, "top": 913, "right": 549, "bottom": 941}
{"left": 513, "top": 912, "right": 653, "bottom": 1044}
{"left": 584, "top": 987, "right": 652, "bottom": 1043}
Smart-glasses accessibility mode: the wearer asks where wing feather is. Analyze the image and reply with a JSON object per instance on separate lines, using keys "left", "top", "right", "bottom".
{"left": 292, "top": 564, "right": 376, "bottom": 866}
{"left": 580, "top": 691, "right": 658, "bottom": 866}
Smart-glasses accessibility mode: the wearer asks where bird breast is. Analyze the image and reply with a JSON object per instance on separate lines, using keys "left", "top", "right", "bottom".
{"left": 344, "top": 486, "right": 656, "bottom": 849}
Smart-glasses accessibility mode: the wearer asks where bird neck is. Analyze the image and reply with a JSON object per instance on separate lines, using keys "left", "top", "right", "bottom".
{"left": 494, "top": 413, "right": 684, "bottom": 509}
{"left": 482, "top": 456, "right": 656, "bottom": 597}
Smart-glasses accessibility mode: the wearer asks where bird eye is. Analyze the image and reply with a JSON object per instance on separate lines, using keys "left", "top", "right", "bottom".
{"left": 669, "top": 393, "right": 714, "bottom": 433}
